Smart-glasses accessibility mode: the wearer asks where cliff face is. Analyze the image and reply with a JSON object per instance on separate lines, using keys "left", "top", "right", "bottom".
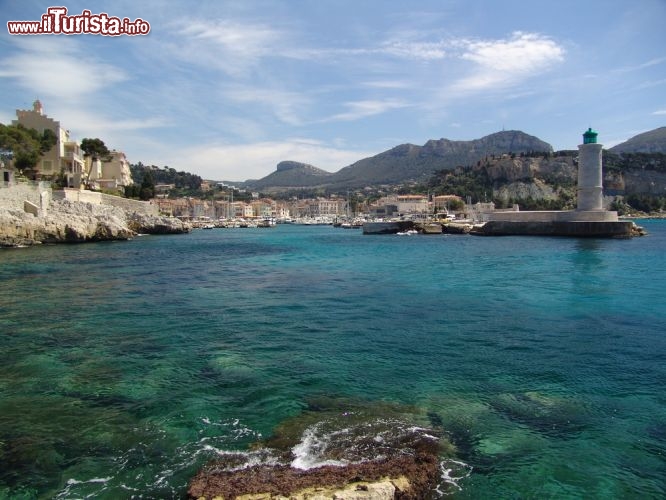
{"left": 329, "top": 130, "right": 553, "bottom": 188}
{"left": 0, "top": 199, "right": 190, "bottom": 247}
{"left": 471, "top": 153, "right": 666, "bottom": 202}
{"left": 480, "top": 156, "right": 576, "bottom": 184}
{"left": 602, "top": 165, "right": 666, "bottom": 196}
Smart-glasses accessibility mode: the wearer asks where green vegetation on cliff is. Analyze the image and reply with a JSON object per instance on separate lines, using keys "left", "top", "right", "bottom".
{"left": 129, "top": 163, "right": 202, "bottom": 196}
{"left": 603, "top": 151, "right": 666, "bottom": 173}
{"left": 0, "top": 123, "right": 56, "bottom": 175}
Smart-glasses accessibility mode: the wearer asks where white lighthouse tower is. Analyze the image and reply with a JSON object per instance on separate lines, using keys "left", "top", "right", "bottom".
{"left": 478, "top": 126, "right": 638, "bottom": 236}
{"left": 577, "top": 128, "right": 604, "bottom": 211}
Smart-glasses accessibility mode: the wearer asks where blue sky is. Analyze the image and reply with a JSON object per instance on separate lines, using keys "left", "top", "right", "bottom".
{"left": 1, "top": 0, "right": 665, "bottom": 181}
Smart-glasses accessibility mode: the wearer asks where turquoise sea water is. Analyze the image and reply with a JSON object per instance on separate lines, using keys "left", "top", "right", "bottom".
{"left": 1, "top": 221, "right": 665, "bottom": 499}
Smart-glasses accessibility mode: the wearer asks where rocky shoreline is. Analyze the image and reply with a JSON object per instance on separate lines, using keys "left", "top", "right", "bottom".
{"left": 0, "top": 199, "right": 190, "bottom": 247}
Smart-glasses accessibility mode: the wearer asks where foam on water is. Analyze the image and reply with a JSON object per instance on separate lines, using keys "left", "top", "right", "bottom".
{"left": 55, "top": 477, "right": 112, "bottom": 499}
{"left": 437, "top": 459, "right": 473, "bottom": 494}
{"left": 291, "top": 422, "right": 351, "bottom": 469}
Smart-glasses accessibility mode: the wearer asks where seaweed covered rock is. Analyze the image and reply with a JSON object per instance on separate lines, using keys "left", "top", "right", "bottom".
{"left": 188, "top": 453, "right": 439, "bottom": 499}
{"left": 188, "top": 398, "right": 459, "bottom": 499}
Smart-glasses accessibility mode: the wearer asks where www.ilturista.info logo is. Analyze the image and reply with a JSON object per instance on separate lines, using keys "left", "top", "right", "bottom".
{"left": 7, "top": 6, "right": 150, "bottom": 36}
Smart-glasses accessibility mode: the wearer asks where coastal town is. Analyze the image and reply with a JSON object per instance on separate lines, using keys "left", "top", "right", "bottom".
{"left": 0, "top": 100, "right": 652, "bottom": 243}
{"left": 0, "top": 100, "right": 478, "bottom": 239}
{"left": 2, "top": 2, "right": 665, "bottom": 499}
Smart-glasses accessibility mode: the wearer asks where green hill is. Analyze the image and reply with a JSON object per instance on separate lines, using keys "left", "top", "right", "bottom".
{"left": 249, "top": 161, "right": 333, "bottom": 192}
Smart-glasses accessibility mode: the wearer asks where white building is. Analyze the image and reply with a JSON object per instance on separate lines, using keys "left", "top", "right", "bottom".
{"left": 13, "top": 100, "right": 85, "bottom": 186}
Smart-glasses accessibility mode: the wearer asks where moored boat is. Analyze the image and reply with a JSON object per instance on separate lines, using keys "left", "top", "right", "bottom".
{"left": 362, "top": 220, "right": 415, "bottom": 235}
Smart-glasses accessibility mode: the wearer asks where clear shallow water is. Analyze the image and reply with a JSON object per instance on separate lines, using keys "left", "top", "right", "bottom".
{"left": 1, "top": 221, "right": 665, "bottom": 498}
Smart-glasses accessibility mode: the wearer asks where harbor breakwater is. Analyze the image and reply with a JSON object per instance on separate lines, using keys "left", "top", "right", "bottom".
{"left": 472, "top": 220, "right": 646, "bottom": 238}
{"left": 362, "top": 219, "right": 646, "bottom": 237}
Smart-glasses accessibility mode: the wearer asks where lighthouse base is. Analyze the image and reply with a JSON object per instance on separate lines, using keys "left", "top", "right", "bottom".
{"left": 483, "top": 209, "right": 618, "bottom": 223}
{"left": 474, "top": 209, "right": 644, "bottom": 237}
{"left": 473, "top": 220, "right": 641, "bottom": 238}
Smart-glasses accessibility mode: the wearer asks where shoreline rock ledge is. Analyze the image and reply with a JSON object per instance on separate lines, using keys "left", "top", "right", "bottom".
{"left": 187, "top": 420, "right": 449, "bottom": 500}
{"left": 0, "top": 199, "right": 190, "bottom": 247}
{"left": 188, "top": 452, "right": 440, "bottom": 500}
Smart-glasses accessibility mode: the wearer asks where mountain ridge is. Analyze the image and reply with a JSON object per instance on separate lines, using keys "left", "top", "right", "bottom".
{"left": 244, "top": 130, "right": 553, "bottom": 192}
{"left": 609, "top": 126, "right": 666, "bottom": 154}
{"left": 239, "top": 127, "right": 666, "bottom": 193}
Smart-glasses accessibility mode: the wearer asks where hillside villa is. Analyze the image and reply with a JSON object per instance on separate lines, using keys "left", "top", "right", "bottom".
{"left": 11, "top": 100, "right": 133, "bottom": 193}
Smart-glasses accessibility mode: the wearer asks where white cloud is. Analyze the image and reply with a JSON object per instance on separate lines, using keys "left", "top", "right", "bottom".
{"left": 325, "top": 99, "right": 409, "bottom": 122}
{"left": 0, "top": 37, "right": 128, "bottom": 99}
{"left": 379, "top": 40, "right": 447, "bottom": 60}
{"left": 653, "top": 109, "right": 666, "bottom": 116}
{"left": 177, "top": 19, "right": 280, "bottom": 58}
{"left": 450, "top": 31, "right": 565, "bottom": 93}
{"left": 290, "top": 40, "right": 447, "bottom": 63}
{"left": 166, "top": 18, "right": 285, "bottom": 76}
{"left": 362, "top": 80, "right": 411, "bottom": 89}
{"left": 613, "top": 57, "right": 666, "bottom": 74}
{"left": 460, "top": 32, "right": 564, "bottom": 71}
{"left": 221, "top": 86, "right": 311, "bottom": 126}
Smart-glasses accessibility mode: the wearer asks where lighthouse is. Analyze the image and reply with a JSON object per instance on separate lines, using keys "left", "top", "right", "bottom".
{"left": 577, "top": 128, "right": 604, "bottom": 211}
{"left": 475, "top": 126, "right": 640, "bottom": 236}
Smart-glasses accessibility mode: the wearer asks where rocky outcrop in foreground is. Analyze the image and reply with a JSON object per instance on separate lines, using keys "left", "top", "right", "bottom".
{"left": 188, "top": 452, "right": 439, "bottom": 500}
{"left": 187, "top": 396, "right": 464, "bottom": 500}
{"left": 0, "top": 199, "right": 190, "bottom": 247}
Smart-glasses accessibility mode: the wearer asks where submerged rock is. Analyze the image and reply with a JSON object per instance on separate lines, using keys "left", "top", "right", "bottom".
{"left": 188, "top": 454, "right": 437, "bottom": 499}
{"left": 188, "top": 398, "right": 461, "bottom": 499}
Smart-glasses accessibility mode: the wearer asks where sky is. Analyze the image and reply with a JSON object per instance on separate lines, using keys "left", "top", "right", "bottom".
{"left": 1, "top": 0, "right": 665, "bottom": 182}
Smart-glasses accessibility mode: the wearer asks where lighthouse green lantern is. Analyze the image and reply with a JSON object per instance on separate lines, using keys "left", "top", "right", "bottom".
{"left": 583, "top": 127, "right": 598, "bottom": 144}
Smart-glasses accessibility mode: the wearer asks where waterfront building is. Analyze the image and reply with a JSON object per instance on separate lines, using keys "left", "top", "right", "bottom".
{"left": 433, "top": 195, "right": 464, "bottom": 214}
{"left": 13, "top": 100, "right": 85, "bottom": 186}
{"left": 101, "top": 151, "right": 134, "bottom": 191}
{"left": 307, "top": 197, "right": 347, "bottom": 218}
{"left": 251, "top": 198, "right": 276, "bottom": 218}
{"left": 396, "top": 194, "right": 429, "bottom": 215}
{"left": 367, "top": 194, "right": 431, "bottom": 217}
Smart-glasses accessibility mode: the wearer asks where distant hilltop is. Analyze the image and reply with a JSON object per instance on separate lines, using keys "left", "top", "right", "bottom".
{"left": 275, "top": 160, "right": 329, "bottom": 174}
{"left": 231, "top": 127, "right": 666, "bottom": 194}
{"left": 245, "top": 130, "right": 553, "bottom": 193}
{"left": 609, "top": 126, "right": 666, "bottom": 154}
{"left": 249, "top": 161, "right": 334, "bottom": 191}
